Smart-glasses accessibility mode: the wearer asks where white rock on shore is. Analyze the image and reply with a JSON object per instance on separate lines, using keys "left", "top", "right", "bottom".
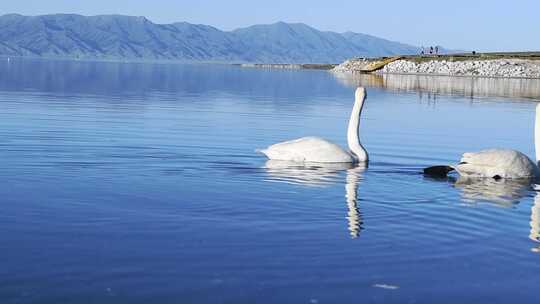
{"left": 333, "top": 58, "right": 540, "bottom": 78}
{"left": 331, "top": 58, "right": 371, "bottom": 73}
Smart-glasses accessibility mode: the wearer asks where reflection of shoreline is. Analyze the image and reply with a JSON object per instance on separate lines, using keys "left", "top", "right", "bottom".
{"left": 333, "top": 72, "right": 540, "bottom": 100}
{"left": 264, "top": 160, "right": 365, "bottom": 238}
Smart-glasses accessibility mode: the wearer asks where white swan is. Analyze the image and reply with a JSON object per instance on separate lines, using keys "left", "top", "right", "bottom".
{"left": 259, "top": 87, "right": 368, "bottom": 163}
{"left": 424, "top": 103, "right": 540, "bottom": 179}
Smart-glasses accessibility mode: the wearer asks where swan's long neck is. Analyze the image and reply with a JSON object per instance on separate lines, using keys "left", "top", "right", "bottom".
{"left": 347, "top": 87, "right": 368, "bottom": 162}
{"left": 535, "top": 103, "right": 540, "bottom": 167}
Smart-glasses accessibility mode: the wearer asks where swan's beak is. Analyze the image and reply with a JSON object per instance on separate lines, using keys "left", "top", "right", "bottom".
{"left": 355, "top": 87, "right": 366, "bottom": 100}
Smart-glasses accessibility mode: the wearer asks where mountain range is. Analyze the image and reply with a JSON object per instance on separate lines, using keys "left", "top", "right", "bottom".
{"left": 0, "top": 14, "right": 423, "bottom": 63}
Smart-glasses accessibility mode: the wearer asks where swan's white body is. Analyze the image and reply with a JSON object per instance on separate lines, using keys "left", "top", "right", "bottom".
{"left": 259, "top": 87, "right": 368, "bottom": 163}
{"left": 260, "top": 137, "right": 356, "bottom": 163}
{"left": 447, "top": 103, "right": 540, "bottom": 179}
{"left": 454, "top": 149, "right": 540, "bottom": 178}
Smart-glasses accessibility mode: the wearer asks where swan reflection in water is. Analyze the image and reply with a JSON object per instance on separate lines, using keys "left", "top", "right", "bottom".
{"left": 264, "top": 160, "right": 366, "bottom": 238}
{"left": 451, "top": 176, "right": 540, "bottom": 250}
{"left": 530, "top": 186, "right": 540, "bottom": 252}
{"left": 453, "top": 177, "right": 532, "bottom": 207}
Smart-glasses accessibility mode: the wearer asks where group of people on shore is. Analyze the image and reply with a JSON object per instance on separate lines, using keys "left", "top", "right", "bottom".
{"left": 420, "top": 46, "right": 439, "bottom": 55}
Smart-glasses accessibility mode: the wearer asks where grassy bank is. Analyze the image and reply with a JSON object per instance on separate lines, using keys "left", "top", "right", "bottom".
{"left": 401, "top": 51, "right": 540, "bottom": 63}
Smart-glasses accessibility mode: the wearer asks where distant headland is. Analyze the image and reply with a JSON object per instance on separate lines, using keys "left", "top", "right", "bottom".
{"left": 0, "top": 13, "right": 425, "bottom": 63}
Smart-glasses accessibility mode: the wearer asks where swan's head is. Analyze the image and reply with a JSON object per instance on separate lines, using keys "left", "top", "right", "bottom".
{"left": 355, "top": 87, "right": 366, "bottom": 102}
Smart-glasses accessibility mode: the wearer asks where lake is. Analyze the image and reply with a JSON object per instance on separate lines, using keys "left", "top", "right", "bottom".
{"left": 1, "top": 58, "right": 540, "bottom": 303}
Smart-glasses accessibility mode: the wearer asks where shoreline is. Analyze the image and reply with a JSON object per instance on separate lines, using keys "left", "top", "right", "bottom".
{"left": 4, "top": 53, "right": 540, "bottom": 79}
{"left": 237, "top": 63, "right": 337, "bottom": 70}
{"left": 1, "top": 55, "right": 339, "bottom": 70}
{"left": 332, "top": 52, "right": 540, "bottom": 79}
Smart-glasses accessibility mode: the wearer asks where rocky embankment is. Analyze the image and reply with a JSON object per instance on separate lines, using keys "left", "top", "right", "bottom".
{"left": 331, "top": 58, "right": 372, "bottom": 73}
{"left": 333, "top": 58, "right": 540, "bottom": 78}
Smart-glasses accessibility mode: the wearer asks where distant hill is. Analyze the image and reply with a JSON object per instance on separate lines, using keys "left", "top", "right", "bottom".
{"left": 0, "top": 14, "right": 425, "bottom": 63}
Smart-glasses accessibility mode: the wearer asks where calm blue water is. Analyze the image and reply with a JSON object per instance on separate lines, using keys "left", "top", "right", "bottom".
{"left": 1, "top": 58, "right": 540, "bottom": 303}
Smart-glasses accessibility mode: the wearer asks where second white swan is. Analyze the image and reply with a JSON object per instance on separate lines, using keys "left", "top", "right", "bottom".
{"left": 259, "top": 87, "right": 368, "bottom": 163}
{"left": 425, "top": 103, "right": 540, "bottom": 179}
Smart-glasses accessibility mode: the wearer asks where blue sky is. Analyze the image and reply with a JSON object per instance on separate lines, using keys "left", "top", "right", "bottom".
{"left": 2, "top": 0, "right": 539, "bottom": 51}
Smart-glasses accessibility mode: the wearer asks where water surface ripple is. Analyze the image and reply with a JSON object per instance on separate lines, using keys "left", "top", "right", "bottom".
{"left": 1, "top": 58, "right": 540, "bottom": 303}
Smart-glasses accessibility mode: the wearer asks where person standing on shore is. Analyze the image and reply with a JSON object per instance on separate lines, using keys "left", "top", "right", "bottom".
{"left": 435, "top": 46, "right": 439, "bottom": 55}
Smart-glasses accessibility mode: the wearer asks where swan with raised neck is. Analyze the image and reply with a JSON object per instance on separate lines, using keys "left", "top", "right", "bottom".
{"left": 259, "top": 87, "right": 369, "bottom": 163}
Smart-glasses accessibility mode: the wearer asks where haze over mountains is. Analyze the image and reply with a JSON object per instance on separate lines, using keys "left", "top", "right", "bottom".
{"left": 0, "top": 14, "right": 422, "bottom": 63}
